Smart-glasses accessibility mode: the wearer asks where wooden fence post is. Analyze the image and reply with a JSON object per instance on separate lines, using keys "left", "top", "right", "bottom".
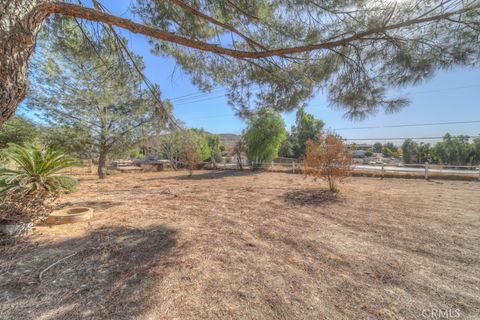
{"left": 292, "top": 162, "right": 295, "bottom": 174}
{"left": 381, "top": 162, "right": 385, "bottom": 179}
{"left": 478, "top": 167, "right": 480, "bottom": 181}
{"left": 425, "top": 162, "right": 429, "bottom": 180}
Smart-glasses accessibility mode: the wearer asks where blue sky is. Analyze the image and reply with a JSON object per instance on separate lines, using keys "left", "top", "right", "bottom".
{"left": 25, "top": 0, "right": 480, "bottom": 144}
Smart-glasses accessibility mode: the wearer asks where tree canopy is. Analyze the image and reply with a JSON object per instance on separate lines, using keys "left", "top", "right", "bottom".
{"left": 26, "top": 24, "right": 170, "bottom": 178}
{"left": 154, "top": 128, "right": 220, "bottom": 172}
{"left": 243, "top": 111, "right": 287, "bottom": 164}
{"left": 433, "top": 134, "right": 475, "bottom": 165}
{"left": 288, "top": 109, "right": 325, "bottom": 158}
{"left": 0, "top": 116, "right": 37, "bottom": 148}
{"left": 41, "top": 124, "right": 95, "bottom": 160}
{"left": 1, "top": 1, "right": 480, "bottom": 126}
{"left": 132, "top": 0, "right": 480, "bottom": 118}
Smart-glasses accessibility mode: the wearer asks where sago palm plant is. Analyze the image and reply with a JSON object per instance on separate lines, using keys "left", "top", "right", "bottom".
{"left": 0, "top": 143, "right": 78, "bottom": 197}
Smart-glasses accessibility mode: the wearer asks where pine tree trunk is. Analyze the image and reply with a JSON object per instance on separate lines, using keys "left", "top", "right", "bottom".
{"left": 97, "top": 146, "right": 108, "bottom": 179}
{"left": 97, "top": 122, "right": 109, "bottom": 179}
{"left": 0, "top": 0, "right": 52, "bottom": 127}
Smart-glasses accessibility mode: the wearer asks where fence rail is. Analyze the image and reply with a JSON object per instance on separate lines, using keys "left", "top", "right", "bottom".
{"left": 57, "top": 164, "right": 94, "bottom": 176}
{"left": 222, "top": 160, "right": 480, "bottom": 181}
{"left": 46, "top": 159, "right": 480, "bottom": 181}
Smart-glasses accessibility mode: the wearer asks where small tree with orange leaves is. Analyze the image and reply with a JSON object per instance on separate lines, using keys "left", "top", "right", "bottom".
{"left": 302, "top": 132, "right": 352, "bottom": 193}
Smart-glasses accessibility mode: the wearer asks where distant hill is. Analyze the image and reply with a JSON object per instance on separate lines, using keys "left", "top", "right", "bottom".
{"left": 218, "top": 133, "right": 241, "bottom": 149}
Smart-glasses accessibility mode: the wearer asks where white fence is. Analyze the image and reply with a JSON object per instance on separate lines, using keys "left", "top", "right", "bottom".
{"left": 354, "top": 163, "right": 480, "bottom": 180}
{"left": 221, "top": 160, "right": 480, "bottom": 180}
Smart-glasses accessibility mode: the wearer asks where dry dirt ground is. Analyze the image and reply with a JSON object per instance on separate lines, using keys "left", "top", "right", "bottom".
{"left": 1, "top": 170, "right": 479, "bottom": 320}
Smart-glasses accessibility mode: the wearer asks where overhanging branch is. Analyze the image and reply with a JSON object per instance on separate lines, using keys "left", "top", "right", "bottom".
{"left": 33, "top": 2, "right": 480, "bottom": 59}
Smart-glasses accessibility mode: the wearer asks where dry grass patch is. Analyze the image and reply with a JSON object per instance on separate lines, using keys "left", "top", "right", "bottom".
{"left": 1, "top": 170, "right": 479, "bottom": 319}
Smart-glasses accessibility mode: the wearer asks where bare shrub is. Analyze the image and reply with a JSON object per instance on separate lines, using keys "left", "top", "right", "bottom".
{"left": 302, "top": 132, "right": 352, "bottom": 193}
{"left": 182, "top": 143, "right": 203, "bottom": 176}
{"left": 232, "top": 139, "right": 246, "bottom": 170}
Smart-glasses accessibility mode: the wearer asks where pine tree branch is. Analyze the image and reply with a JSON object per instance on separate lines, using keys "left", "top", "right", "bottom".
{"left": 169, "top": 0, "right": 267, "bottom": 51}
{"left": 37, "top": 2, "right": 480, "bottom": 59}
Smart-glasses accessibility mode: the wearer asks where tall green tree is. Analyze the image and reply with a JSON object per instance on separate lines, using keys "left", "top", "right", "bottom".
{"left": 433, "top": 134, "right": 473, "bottom": 165}
{"left": 155, "top": 128, "right": 212, "bottom": 172}
{"left": 472, "top": 138, "right": 480, "bottom": 165}
{"left": 156, "top": 130, "right": 185, "bottom": 170}
{"left": 180, "top": 129, "right": 211, "bottom": 176}
{"left": 402, "top": 139, "right": 418, "bottom": 164}
{"left": 289, "top": 109, "right": 324, "bottom": 158}
{"left": 207, "top": 134, "right": 223, "bottom": 167}
{"left": 373, "top": 143, "right": 383, "bottom": 154}
{"left": 279, "top": 138, "right": 294, "bottom": 158}
{"left": 417, "top": 143, "right": 432, "bottom": 164}
{"left": 382, "top": 142, "right": 399, "bottom": 158}
{"left": 2, "top": 1, "right": 480, "bottom": 127}
{"left": 27, "top": 25, "right": 170, "bottom": 179}
{"left": 41, "top": 124, "right": 94, "bottom": 160}
{"left": 244, "top": 112, "right": 287, "bottom": 166}
{"left": 0, "top": 116, "right": 37, "bottom": 148}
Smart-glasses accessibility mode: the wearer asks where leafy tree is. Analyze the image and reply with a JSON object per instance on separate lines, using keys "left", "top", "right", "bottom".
{"left": 472, "top": 138, "right": 480, "bottom": 165}
{"left": 303, "top": 132, "right": 352, "bottom": 193}
{"left": 180, "top": 129, "right": 211, "bottom": 176}
{"left": 155, "top": 128, "right": 211, "bottom": 173}
{"left": 417, "top": 143, "right": 432, "bottom": 164}
{"left": 156, "top": 130, "right": 184, "bottom": 170}
{"left": 279, "top": 138, "right": 294, "bottom": 158}
{"left": 27, "top": 26, "right": 170, "bottom": 179}
{"left": 3, "top": 1, "right": 480, "bottom": 127}
{"left": 433, "top": 134, "right": 473, "bottom": 165}
{"left": 243, "top": 112, "right": 287, "bottom": 166}
{"left": 373, "top": 143, "right": 383, "bottom": 154}
{"left": 189, "top": 129, "right": 212, "bottom": 161}
{"left": 382, "top": 142, "right": 399, "bottom": 158}
{"left": 41, "top": 124, "right": 94, "bottom": 160}
{"left": 0, "top": 116, "right": 37, "bottom": 148}
{"left": 207, "top": 134, "right": 223, "bottom": 167}
{"left": 402, "top": 139, "right": 418, "bottom": 164}
{"left": 289, "top": 109, "right": 324, "bottom": 158}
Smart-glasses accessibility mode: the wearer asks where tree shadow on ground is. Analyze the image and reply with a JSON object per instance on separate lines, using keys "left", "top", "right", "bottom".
{"left": 283, "top": 189, "right": 341, "bottom": 206}
{"left": 0, "top": 225, "right": 177, "bottom": 320}
{"left": 161, "top": 169, "right": 259, "bottom": 180}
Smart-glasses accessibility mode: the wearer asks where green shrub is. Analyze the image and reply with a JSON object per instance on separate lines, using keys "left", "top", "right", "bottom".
{"left": 0, "top": 144, "right": 78, "bottom": 224}
{"left": 0, "top": 143, "right": 78, "bottom": 196}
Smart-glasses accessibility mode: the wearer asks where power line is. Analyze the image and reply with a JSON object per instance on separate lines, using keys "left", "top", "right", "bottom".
{"left": 344, "top": 135, "right": 480, "bottom": 142}
{"left": 334, "top": 120, "right": 480, "bottom": 130}
{"left": 169, "top": 87, "right": 227, "bottom": 102}
{"left": 186, "top": 114, "right": 235, "bottom": 120}
{"left": 174, "top": 94, "right": 227, "bottom": 106}
{"left": 404, "top": 84, "right": 480, "bottom": 95}
{"left": 167, "top": 83, "right": 480, "bottom": 107}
